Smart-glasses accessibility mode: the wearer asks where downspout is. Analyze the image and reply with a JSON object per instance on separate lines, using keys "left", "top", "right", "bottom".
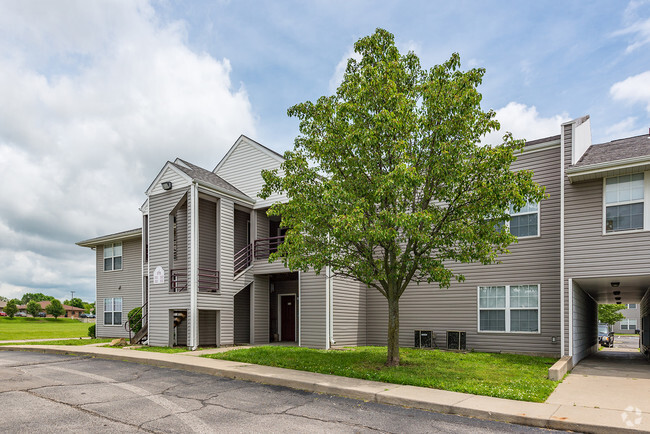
{"left": 324, "top": 265, "right": 331, "bottom": 350}
{"left": 560, "top": 124, "right": 567, "bottom": 357}
{"left": 190, "top": 182, "right": 199, "bottom": 350}
{"left": 327, "top": 265, "right": 334, "bottom": 348}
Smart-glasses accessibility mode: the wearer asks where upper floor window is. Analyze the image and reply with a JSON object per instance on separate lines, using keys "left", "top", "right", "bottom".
{"left": 626, "top": 303, "right": 637, "bottom": 309}
{"left": 509, "top": 202, "right": 539, "bottom": 238}
{"left": 104, "top": 242, "right": 122, "bottom": 271}
{"left": 605, "top": 174, "right": 644, "bottom": 233}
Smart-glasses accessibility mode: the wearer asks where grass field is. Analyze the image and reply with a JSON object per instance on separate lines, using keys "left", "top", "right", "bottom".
{"left": 0, "top": 338, "right": 112, "bottom": 346}
{"left": 0, "top": 317, "right": 93, "bottom": 340}
{"left": 205, "top": 346, "right": 559, "bottom": 402}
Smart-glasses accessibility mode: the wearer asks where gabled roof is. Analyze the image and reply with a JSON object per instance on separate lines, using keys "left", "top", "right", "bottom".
{"left": 77, "top": 228, "right": 142, "bottom": 248}
{"left": 171, "top": 159, "right": 250, "bottom": 199}
{"left": 213, "top": 134, "right": 285, "bottom": 173}
{"left": 573, "top": 134, "right": 650, "bottom": 167}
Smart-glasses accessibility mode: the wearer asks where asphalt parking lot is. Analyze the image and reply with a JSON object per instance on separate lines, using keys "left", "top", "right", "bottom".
{"left": 0, "top": 350, "right": 565, "bottom": 433}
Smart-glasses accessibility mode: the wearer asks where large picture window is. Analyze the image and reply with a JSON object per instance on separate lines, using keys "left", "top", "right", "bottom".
{"left": 605, "top": 174, "right": 644, "bottom": 232}
{"left": 509, "top": 202, "right": 539, "bottom": 237}
{"left": 478, "top": 285, "right": 539, "bottom": 333}
{"left": 104, "top": 297, "right": 122, "bottom": 326}
{"left": 104, "top": 242, "right": 123, "bottom": 271}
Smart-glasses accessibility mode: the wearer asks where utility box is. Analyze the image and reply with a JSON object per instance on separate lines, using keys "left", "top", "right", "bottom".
{"left": 446, "top": 330, "right": 466, "bottom": 350}
{"left": 414, "top": 330, "right": 433, "bottom": 348}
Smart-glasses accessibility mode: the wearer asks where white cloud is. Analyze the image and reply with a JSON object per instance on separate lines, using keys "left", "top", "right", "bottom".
{"left": 610, "top": 70, "right": 650, "bottom": 113}
{"left": 481, "top": 102, "right": 570, "bottom": 145}
{"left": 604, "top": 116, "right": 646, "bottom": 141}
{"left": 613, "top": 0, "right": 650, "bottom": 53}
{"left": 0, "top": 1, "right": 256, "bottom": 301}
{"left": 328, "top": 48, "right": 361, "bottom": 93}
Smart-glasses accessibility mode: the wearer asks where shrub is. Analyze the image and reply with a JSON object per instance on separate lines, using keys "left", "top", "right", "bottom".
{"left": 88, "top": 324, "right": 96, "bottom": 338}
{"left": 26, "top": 300, "right": 41, "bottom": 317}
{"left": 128, "top": 307, "right": 142, "bottom": 334}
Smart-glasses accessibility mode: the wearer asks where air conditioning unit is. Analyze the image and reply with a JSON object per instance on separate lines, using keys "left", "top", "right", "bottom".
{"left": 447, "top": 330, "right": 466, "bottom": 350}
{"left": 414, "top": 330, "right": 433, "bottom": 348}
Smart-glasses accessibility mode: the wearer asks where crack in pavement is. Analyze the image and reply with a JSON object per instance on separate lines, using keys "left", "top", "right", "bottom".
{"left": 0, "top": 355, "right": 93, "bottom": 368}
{"left": 24, "top": 389, "right": 154, "bottom": 432}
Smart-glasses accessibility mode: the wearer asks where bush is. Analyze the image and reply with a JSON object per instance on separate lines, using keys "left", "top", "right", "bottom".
{"left": 88, "top": 324, "right": 96, "bottom": 338}
{"left": 26, "top": 300, "right": 41, "bottom": 317}
{"left": 46, "top": 299, "right": 65, "bottom": 318}
{"left": 128, "top": 307, "right": 142, "bottom": 334}
{"left": 4, "top": 299, "right": 18, "bottom": 318}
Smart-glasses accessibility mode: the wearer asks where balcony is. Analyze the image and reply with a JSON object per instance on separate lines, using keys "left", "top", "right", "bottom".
{"left": 234, "top": 235, "right": 285, "bottom": 276}
{"left": 170, "top": 268, "right": 219, "bottom": 293}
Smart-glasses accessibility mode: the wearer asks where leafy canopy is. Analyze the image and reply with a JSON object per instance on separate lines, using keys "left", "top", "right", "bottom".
{"left": 26, "top": 300, "right": 42, "bottom": 317}
{"left": 261, "top": 28, "right": 546, "bottom": 298}
{"left": 21, "top": 292, "right": 55, "bottom": 304}
{"left": 4, "top": 299, "right": 18, "bottom": 318}
{"left": 64, "top": 298, "right": 85, "bottom": 309}
{"left": 46, "top": 299, "right": 66, "bottom": 319}
{"left": 598, "top": 304, "right": 627, "bottom": 327}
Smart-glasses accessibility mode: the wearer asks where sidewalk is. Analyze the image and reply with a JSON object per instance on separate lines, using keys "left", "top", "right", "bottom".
{"left": 0, "top": 344, "right": 646, "bottom": 433}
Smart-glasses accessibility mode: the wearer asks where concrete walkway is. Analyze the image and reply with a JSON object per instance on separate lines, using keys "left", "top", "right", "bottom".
{"left": 547, "top": 342, "right": 650, "bottom": 430}
{"left": 0, "top": 343, "right": 647, "bottom": 433}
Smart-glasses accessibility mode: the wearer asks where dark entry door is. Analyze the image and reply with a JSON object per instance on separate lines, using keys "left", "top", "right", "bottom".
{"left": 280, "top": 295, "right": 296, "bottom": 341}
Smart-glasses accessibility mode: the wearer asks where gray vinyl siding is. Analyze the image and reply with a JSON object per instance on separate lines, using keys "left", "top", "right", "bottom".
{"left": 234, "top": 210, "right": 249, "bottom": 255}
{"left": 173, "top": 201, "right": 188, "bottom": 271}
{"left": 256, "top": 209, "right": 269, "bottom": 239}
{"left": 252, "top": 275, "right": 270, "bottom": 344}
{"left": 365, "top": 146, "right": 562, "bottom": 356}
{"left": 332, "top": 276, "right": 367, "bottom": 346}
{"left": 147, "top": 188, "right": 190, "bottom": 347}
{"left": 215, "top": 137, "right": 286, "bottom": 208}
{"left": 150, "top": 166, "right": 190, "bottom": 196}
{"left": 198, "top": 198, "right": 217, "bottom": 274}
{"left": 299, "top": 271, "right": 327, "bottom": 349}
{"left": 95, "top": 237, "right": 142, "bottom": 338}
{"left": 197, "top": 197, "right": 235, "bottom": 345}
{"left": 613, "top": 305, "right": 640, "bottom": 333}
{"left": 199, "top": 310, "right": 218, "bottom": 346}
{"left": 234, "top": 285, "right": 251, "bottom": 344}
{"left": 641, "top": 289, "right": 650, "bottom": 360}
{"left": 571, "top": 282, "right": 598, "bottom": 364}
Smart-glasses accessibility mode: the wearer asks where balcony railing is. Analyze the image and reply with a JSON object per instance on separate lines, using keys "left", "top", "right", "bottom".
{"left": 170, "top": 268, "right": 219, "bottom": 292}
{"left": 234, "top": 243, "right": 253, "bottom": 275}
{"left": 254, "top": 235, "right": 285, "bottom": 260}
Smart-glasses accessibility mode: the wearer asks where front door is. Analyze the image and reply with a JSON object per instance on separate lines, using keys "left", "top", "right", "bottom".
{"left": 280, "top": 295, "right": 296, "bottom": 342}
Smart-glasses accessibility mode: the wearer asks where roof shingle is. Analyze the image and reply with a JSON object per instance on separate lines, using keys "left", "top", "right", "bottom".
{"left": 573, "top": 134, "right": 650, "bottom": 167}
{"left": 171, "top": 159, "right": 251, "bottom": 199}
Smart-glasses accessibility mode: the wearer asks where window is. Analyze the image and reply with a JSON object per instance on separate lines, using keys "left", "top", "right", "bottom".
{"left": 627, "top": 303, "right": 637, "bottom": 309}
{"left": 104, "top": 297, "right": 122, "bottom": 326}
{"left": 478, "top": 285, "right": 539, "bottom": 333}
{"left": 621, "top": 318, "right": 637, "bottom": 330}
{"left": 103, "top": 243, "right": 122, "bottom": 271}
{"left": 509, "top": 202, "right": 539, "bottom": 238}
{"left": 605, "top": 174, "right": 644, "bottom": 232}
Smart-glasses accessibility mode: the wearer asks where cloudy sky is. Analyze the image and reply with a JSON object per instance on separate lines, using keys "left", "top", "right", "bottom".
{"left": 1, "top": 1, "right": 649, "bottom": 302}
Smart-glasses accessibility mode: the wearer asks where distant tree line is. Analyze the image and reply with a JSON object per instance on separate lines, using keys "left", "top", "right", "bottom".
{"left": 1, "top": 292, "right": 95, "bottom": 317}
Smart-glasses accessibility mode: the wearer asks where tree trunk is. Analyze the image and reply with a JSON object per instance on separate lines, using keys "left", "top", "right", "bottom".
{"left": 386, "top": 294, "right": 400, "bottom": 366}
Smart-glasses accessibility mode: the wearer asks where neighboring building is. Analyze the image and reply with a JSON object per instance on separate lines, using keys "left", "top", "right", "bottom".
{"left": 77, "top": 121, "right": 650, "bottom": 366}
{"left": 0, "top": 300, "right": 85, "bottom": 318}
{"left": 613, "top": 304, "right": 641, "bottom": 334}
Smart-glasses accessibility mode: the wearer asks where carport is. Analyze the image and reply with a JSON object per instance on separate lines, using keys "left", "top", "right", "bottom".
{"left": 567, "top": 275, "right": 650, "bottom": 366}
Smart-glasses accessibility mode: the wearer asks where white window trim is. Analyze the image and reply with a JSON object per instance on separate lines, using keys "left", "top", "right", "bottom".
{"left": 507, "top": 203, "right": 541, "bottom": 239}
{"left": 103, "top": 297, "right": 123, "bottom": 326}
{"left": 621, "top": 318, "right": 637, "bottom": 330}
{"left": 103, "top": 242, "right": 123, "bottom": 272}
{"left": 602, "top": 171, "right": 650, "bottom": 235}
{"left": 477, "top": 284, "right": 541, "bottom": 334}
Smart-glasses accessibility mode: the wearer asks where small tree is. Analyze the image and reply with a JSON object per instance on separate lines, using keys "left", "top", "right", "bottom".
{"left": 46, "top": 300, "right": 66, "bottom": 319}
{"left": 26, "top": 300, "right": 41, "bottom": 317}
{"left": 88, "top": 324, "right": 96, "bottom": 338}
{"left": 128, "top": 306, "right": 143, "bottom": 334}
{"left": 4, "top": 299, "right": 18, "bottom": 318}
{"left": 598, "top": 304, "right": 626, "bottom": 327}
{"left": 262, "top": 28, "right": 546, "bottom": 366}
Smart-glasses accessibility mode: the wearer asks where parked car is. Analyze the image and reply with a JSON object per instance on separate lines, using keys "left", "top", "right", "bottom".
{"left": 15, "top": 312, "right": 27, "bottom": 317}
{"left": 598, "top": 324, "right": 615, "bottom": 348}
{"left": 0, "top": 311, "right": 7, "bottom": 316}
{"left": 80, "top": 313, "right": 95, "bottom": 318}
{"left": 37, "top": 312, "right": 46, "bottom": 317}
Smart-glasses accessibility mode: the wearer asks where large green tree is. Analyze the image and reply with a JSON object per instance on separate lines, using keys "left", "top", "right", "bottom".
{"left": 4, "top": 299, "right": 18, "bottom": 318}
{"left": 26, "top": 300, "right": 42, "bottom": 317}
{"left": 598, "top": 304, "right": 627, "bottom": 327}
{"left": 261, "top": 29, "right": 546, "bottom": 366}
{"left": 21, "top": 293, "right": 56, "bottom": 304}
{"left": 63, "top": 298, "right": 85, "bottom": 309}
{"left": 46, "top": 300, "right": 66, "bottom": 319}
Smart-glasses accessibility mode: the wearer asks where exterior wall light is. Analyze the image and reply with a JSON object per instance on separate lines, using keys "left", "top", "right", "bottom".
{"left": 161, "top": 181, "right": 172, "bottom": 190}
{"left": 613, "top": 290, "right": 621, "bottom": 296}
{"left": 611, "top": 282, "right": 620, "bottom": 287}
{"left": 615, "top": 296, "right": 621, "bottom": 301}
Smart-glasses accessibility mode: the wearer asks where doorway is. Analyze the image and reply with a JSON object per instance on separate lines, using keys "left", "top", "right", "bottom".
{"left": 279, "top": 294, "right": 296, "bottom": 342}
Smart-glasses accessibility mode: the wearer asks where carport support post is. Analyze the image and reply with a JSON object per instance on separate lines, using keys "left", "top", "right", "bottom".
{"left": 189, "top": 182, "right": 199, "bottom": 350}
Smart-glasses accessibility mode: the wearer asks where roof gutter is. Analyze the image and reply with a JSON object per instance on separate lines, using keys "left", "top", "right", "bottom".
{"left": 566, "top": 155, "right": 650, "bottom": 182}
{"left": 194, "top": 179, "right": 255, "bottom": 205}
{"left": 76, "top": 230, "right": 142, "bottom": 248}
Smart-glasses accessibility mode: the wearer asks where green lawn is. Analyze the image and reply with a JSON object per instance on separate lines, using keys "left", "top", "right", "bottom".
{"left": 204, "top": 346, "right": 559, "bottom": 402}
{"left": 133, "top": 346, "right": 190, "bottom": 354}
{"left": 0, "top": 338, "right": 112, "bottom": 346}
{"left": 0, "top": 317, "right": 93, "bottom": 340}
